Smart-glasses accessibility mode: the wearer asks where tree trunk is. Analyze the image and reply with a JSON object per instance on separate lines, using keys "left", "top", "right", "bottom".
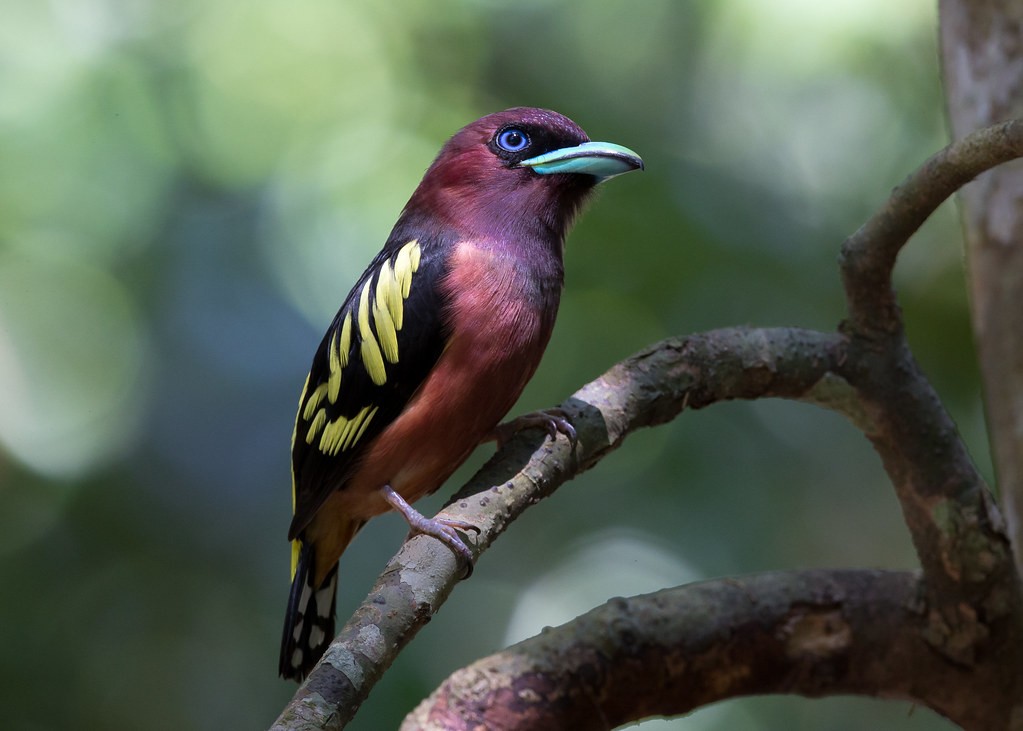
{"left": 940, "top": 0, "right": 1023, "bottom": 568}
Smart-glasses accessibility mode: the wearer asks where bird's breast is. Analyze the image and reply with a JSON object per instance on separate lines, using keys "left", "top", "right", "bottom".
{"left": 424, "top": 238, "right": 562, "bottom": 438}
{"left": 340, "top": 239, "right": 562, "bottom": 514}
{"left": 441, "top": 239, "right": 563, "bottom": 363}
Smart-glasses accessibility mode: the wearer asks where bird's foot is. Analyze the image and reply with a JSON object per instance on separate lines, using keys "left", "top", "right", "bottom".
{"left": 490, "top": 407, "right": 577, "bottom": 450}
{"left": 380, "top": 485, "right": 479, "bottom": 578}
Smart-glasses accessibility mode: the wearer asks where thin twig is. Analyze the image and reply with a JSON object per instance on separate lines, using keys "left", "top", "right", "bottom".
{"left": 840, "top": 118, "right": 1023, "bottom": 336}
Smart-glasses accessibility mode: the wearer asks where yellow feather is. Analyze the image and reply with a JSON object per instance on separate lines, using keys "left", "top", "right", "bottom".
{"left": 336, "top": 418, "right": 357, "bottom": 451}
{"left": 358, "top": 279, "right": 372, "bottom": 332}
{"left": 352, "top": 406, "right": 377, "bottom": 447}
{"left": 304, "top": 408, "right": 327, "bottom": 444}
{"left": 328, "top": 329, "right": 340, "bottom": 375}
{"left": 291, "top": 538, "right": 301, "bottom": 581}
{"left": 360, "top": 333, "right": 386, "bottom": 385}
{"left": 379, "top": 258, "right": 405, "bottom": 330}
{"left": 341, "top": 406, "right": 372, "bottom": 451}
{"left": 338, "top": 312, "right": 352, "bottom": 368}
{"left": 328, "top": 366, "right": 341, "bottom": 404}
{"left": 394, "top": 240, "right": 416, "bottom": 298}
{"left": 358, "top": 280, "right": 387, "bottom": 385}
{"left": 319, "top": 414, "right": 349, "bottom": 456}
{"left": 373, "top": 298, "right": 399, "bottom": 364}
{"left": 340, "top": 407, "right": 365, "bottom": 451}
{"left": 376, "top": 260, "right": 404, "bottom": 341}
{"left": 410, "top": 240, "right": 421, "bottom": 272}
{"left": 303, "top": 383, "right": 329, "bottom": 420}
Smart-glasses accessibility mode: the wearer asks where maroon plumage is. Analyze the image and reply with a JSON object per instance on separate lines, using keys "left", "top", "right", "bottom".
{"left": 280, "top": 107, "right": 642, "bottom": 680}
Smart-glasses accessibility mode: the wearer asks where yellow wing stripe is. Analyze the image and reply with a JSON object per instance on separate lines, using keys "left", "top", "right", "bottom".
{"left": 314, "top": 404, "right": 380, "bottom": 457}
{"left": 290, "top": 538, "right": 301, "bottom": 580}
{"left": 342, "top": 406, "right": 369, "bottom": 452}
{"left": 380, "top": 258, "right": 404, "bottom": 330}
{"left": 352, "top": 406, "right": 378, "bottom": 447}
{"left": 296, "top": 240, "right": 422, "bottom": 460}
{"left": 335, "top": 418, "right": 358, "bottom": 453}
{"left": 328, "top": 329, "right": 340, "bottom": 375}
{"left": 303, "top": 383, "right": 329, "bottom": 421}
{"left": 327, "top": 312, "right": 352, "bottom": 404}
{"left": 373, "top": 240, "right": 421, "bottom": 365}
{"left": 338, "top": 312, "right": 352, "bottom": 368}
{"left": 344, "top": 405, "right": 376, "bottom": 451}
{"left": 327, "top": 367, "right": 342, "bottom": 405}
{"left": 291, "top": 244, "right": 421, "bottom": 576}
{"left": 358, "top": 280, "right": 387, "bottom": 386}
{"left": 394, "top": 240, "right": 420, "bottom": 299}
{"left": 375, "top": 313, "right": 398, "bottom": 364}
{"left": 409, "top": 240, "right": 421, "bottom": 272}
{"left": 373, "top": 257, "right": 400, "bottom": 359}
{"left": 318, "top": 413, "right": 349, "bottom": 456}
{"left": 305, "top": 408, "right": 328, "bottom": 444}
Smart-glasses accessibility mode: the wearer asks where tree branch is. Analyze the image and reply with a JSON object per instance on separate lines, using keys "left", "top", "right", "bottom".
{"left": 270, "top": 328, "right": 846, "bottom": 730}
{"left": 835, "top": 121, "right": 1023, "bottom": 673}
{"left": 402, "top": 570, "right": 1010, "bottom": 731}
{"left": 840, "top": 118, "right": 1023, "bottom": 336}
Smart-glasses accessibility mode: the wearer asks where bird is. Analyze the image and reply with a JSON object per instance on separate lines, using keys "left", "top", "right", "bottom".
{"left": 279, "top": 107, "right": 643, "bottom": 680}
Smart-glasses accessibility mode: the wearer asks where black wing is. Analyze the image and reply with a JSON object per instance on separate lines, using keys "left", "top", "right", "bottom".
{"left": 288, "top": 234, "right": 451, "bottom": 539}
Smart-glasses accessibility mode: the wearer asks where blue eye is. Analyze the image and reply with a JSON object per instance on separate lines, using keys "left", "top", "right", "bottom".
{"left": 496, "top": 128, "right": 530, "bottom": 152}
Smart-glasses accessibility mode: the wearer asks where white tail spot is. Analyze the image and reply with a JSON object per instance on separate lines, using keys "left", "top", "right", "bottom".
{"left": 315, "top": 585, "right": 334, "bottom": 617}
{"left": 310, "top": 626, "right": 326, "bottom": 648}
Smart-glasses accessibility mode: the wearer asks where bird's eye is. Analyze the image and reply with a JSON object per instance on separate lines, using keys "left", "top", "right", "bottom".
{"left": 496, "top": 128, "right": 530, "bottom": 153}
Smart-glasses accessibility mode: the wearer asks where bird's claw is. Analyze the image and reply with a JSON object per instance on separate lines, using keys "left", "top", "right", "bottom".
{"left": 380, "top": 485, "right": 477, "bottom": 578}
{"left": 491, "top": 407, "right": 577, "bottom": 449}
{"left": 414, "top": 517, "right": 478, "bottom": 578}
{"left": 540, "top": 408, "right": 577, "bottom": 445}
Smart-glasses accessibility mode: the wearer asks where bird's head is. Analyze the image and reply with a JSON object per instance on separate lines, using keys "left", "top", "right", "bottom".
{"left": 399, "top": 108, "right": 643, "bottom": 246}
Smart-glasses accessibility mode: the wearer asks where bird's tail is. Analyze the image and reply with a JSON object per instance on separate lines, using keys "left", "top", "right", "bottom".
{"left": 278, "top": 541, "right": 338, "bottom": 681}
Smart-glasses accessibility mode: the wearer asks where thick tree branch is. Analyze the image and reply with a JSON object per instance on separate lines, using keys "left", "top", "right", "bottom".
{"left": 836, "top": 121, "right": 1023, "bottom": 673}
{"left": 270, "top": 328, "right": 846, "bottom": 730}
{"left": 402, "top": 570, "right": 1009, "bottom": 731}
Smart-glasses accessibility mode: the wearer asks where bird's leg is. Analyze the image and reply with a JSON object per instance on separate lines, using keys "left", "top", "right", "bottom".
{"left": 379, "top": 485, "right": 478, "bottom": 577}
{"left": 488, "top": 407, "right": 577, "bottom": 450}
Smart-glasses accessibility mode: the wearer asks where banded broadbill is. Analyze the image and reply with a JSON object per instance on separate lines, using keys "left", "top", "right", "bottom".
{"left": 280, "top": 107, "right": 643, "bottom": 680}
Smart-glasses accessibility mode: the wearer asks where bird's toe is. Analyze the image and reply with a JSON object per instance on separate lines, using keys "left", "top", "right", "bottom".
{"left": 491, "top": 408, "right": 577, "bottom": 449}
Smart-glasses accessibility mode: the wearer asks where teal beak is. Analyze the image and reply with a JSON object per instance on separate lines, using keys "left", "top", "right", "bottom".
{"left": 518, "top": 141, "right": 644, "bottom": 181}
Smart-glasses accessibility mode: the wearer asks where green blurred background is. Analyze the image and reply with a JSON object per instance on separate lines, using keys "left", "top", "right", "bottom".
{"left": 0, "top": 0, "right": 983, "bottom": 729}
